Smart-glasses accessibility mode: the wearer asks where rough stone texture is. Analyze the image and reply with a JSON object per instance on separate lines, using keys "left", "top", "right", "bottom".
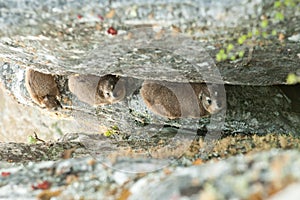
{"left": 0, "top": 85, "right": 76, "bottom": 142}
{"left": 1, "top": 61, "right": 298, "bottom": 138}
{"left": 0, "top": 0, "right": 299, "bottom": 84}
{"left": 0, "top": 0, "right": 300, "bottom": 139}
{"left": 1, "top": 149, "right": 300, "bottom": 200}
{"left": 0, "top": 0, "right": 300, "bottom": 199}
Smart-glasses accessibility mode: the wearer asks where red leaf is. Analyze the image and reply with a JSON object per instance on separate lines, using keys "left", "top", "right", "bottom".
{"left": 97, "top": 14, "right": 104, "bottom": 21}
{"left": 107, "top": 27, "right": 118, "bottom": 35}
{"left": 32, "top": 181, "right": 51, "bottom": 190}
{"left": 1, "top": 172, "right": 11, "bottom": 177}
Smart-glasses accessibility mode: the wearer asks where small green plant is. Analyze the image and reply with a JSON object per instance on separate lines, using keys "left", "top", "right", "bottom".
{"left": 286, "top": 73, "right": 300, "bottom": 84}
{"left": 27, "top": 135, "right": 38, "bottom": 144}
{"left": 215, "top": 0, "right": 297, "bottom": 62}
{"left": 104, "top": 125, "right": 120, "bottom": 137}
{"left": 216, "top": 49, "right": 227, "bottom": 62}
{"left": 27, "top": 132, "right": 46, "bottom": 144}
{"left": 216, "top": 29, "right": 257, "bottom": 62}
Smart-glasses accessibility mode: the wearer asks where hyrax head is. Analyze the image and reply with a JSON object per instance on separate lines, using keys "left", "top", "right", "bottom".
{"left": 199, "top": 84, "right": 226, "bottom": 114}
{"left": 96, "top": 75, "right": 126, "bottom": 105}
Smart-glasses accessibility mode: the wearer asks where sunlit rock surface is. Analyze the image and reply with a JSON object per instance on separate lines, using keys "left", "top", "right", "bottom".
{"left": 0, "top": 0, "right": 300, "bottom": 141}
{"left": 0, "top": 0, "right": 300, "bottom": 199}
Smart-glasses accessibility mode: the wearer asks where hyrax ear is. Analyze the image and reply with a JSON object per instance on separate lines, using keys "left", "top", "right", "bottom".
{"left": 199, "top": 91, "right": 203, "bottom": 100}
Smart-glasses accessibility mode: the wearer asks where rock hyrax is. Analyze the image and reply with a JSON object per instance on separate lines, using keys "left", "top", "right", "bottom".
{"left": 140, "top": 80, "right": 225, "bottom": 119}
{"left": 68, "top": 74, "right": 126, "bottom": 106}
{"left": 25, "top": 69, "right": 61, "bottom": 109}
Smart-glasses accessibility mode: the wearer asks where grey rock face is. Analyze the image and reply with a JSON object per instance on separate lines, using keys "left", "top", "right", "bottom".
{"left": 0, "top": 149, "right": 300, "bottom": 200}
{"left": 0, "top": 0, "right": 299, "bottom": 140}
{"left": 1, "top": 61, "right": 298, "bottom": 138}
{"left": 0, "top": 1, "right": 300, "bottom": 199}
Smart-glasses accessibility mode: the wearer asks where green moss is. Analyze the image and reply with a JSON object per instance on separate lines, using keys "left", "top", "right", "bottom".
{"left": 27, "top": 135, "right": 37, "bottom": 144}
{"left": 226, "top": 43, "right": 234, "bottom": 52}
{"left": 216, "top": 49, "right": 227, "bottom": 62}
{"left": 274, "top": 1, "right": 282, "bottom": 8}
{"left": 215, "top": 0, "right": 298, "bottom": 62}
{"left": 104, "top": 125, "right": 120, "bottom": 137}
{"left": 286, "top": 73, "right": 300, "bottom": 84}
{"left": 260, "top": 19, "right": 269, "bottom": 29}
{"left": 271, "top": 29, "right": 277, "bottom": 36}
{"left": 238, "top": 35, "right": 248, "bottom": 45}
{"left": 275, "top": 12, "right": 284, "bottom": 21}
{"left": 238, "top": 50, "right": 245, "bottom": 58}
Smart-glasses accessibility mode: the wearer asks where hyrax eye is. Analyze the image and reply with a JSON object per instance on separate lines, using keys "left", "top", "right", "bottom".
{"left": 105, "top": 92, "right": 110, "bottom": 97}
{"left": 199, "top": 93, "right": 203, "bottom": 100}
{"left": 206, "top": 97, "right": 212, "bottom": 105}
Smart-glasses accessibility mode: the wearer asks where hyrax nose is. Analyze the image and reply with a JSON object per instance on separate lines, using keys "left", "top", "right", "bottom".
{"left": 217, "top": 101, "right": 222, "bottom": 108}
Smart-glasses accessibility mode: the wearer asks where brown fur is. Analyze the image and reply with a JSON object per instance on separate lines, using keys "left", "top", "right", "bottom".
{"left": 25, "top": 69, "right": 61, "bottom": 109}
{"left": 140, "top": 80, "right": 225, "bottom": 119}
{"left": 68, "top": 74, "right": 126, "bottom": 106}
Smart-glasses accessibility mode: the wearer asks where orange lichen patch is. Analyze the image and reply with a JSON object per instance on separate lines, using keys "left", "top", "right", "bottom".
{"left": 61, "top": 148, "right": 76, "bottom": 159}
{"left": 95, "top": 23, "right": 103, "bottom": 31}
{"left": 117, "top": 188, "right": 131, "bottom": 200}
{"left": 163, "top": 168, "right": 173, "bottom": 175}
{"left": 61, "top": 96, "right": 72, "bottom": 106}
{"left": 37, "top": 189, "right": 62, "bottom": 200}
{"left": 87, "top": 159, "right": 97, "bottom": 166}
{"left": 203, "top": 133, "right": 300, "bottom": 161}
{"left": 266, "top": 154, "right": 296, "bottom": 197}
{"left": 248, "top": 185, "right": 264, "bottom": 200}
{"left": 278, "top": 33, "right": 285, "bottom": 42}
{"left": 192, "top": 158, "right": 203, "bottom": 166}
{"left": 267, "top": 177, "right": 295, "bottom": 197}
{"left": 148, "top": 12, "right": 154, "bottom": 19}
{"left": 248, "top": 178, "right": 295, "bottom": 200}
{"left": 105, "top": 9, "right": 115, "bottom": 19}
{"left": 171, "top": 25, "right": 182, "bottom": 33}
{"left": 65, "top": 174, "right": 79, "bottom": 185}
